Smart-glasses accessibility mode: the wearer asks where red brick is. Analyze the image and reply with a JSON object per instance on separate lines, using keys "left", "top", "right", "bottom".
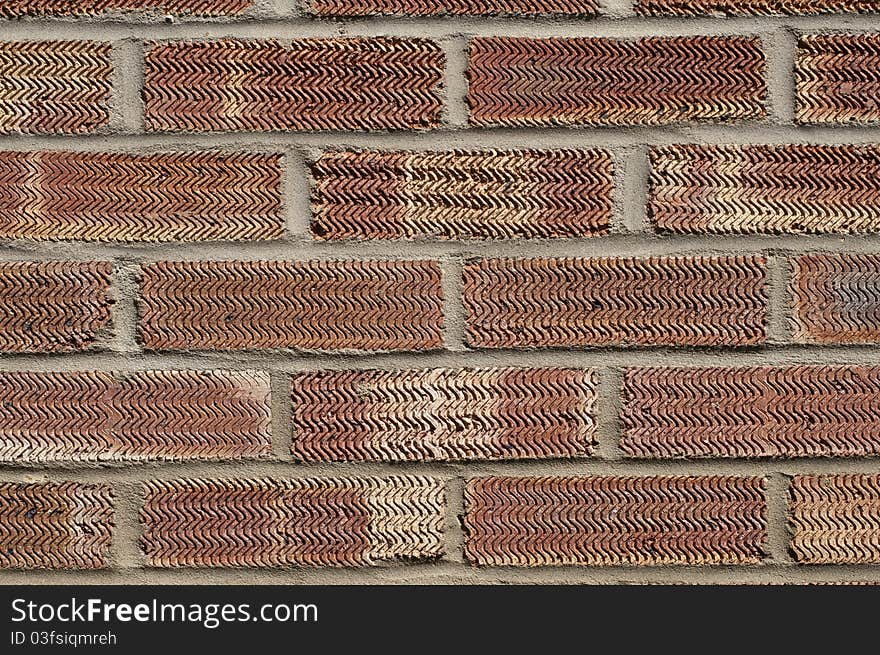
{"left": 0, "top": 482, "right": 113, "bottom": 569}
{"left": 637, "top": 0, "right": 880, "bottom": 14}
{"left": 310, "top": 0, "right": 596, "bottom": 15}
{"left": 468, "top": 36, "right": 766, "bottom": 127}
{"left": 0, "top": 261, "right": 112, "bottom": 353}
{"left": 291, "top": 367, "right": 597, "bottom": 462}
{"left": 140, "top": 476, "right": 445, "bottom": 567}
{"left": 0, "top": 370, "right": 271, "bottom": 463}
{"left": 140, "top": 260, "right": 444, "bottom": 352}
{"left": 144, "top": 39, "right": 444, "bottom": 133}
{"left": 0, "top": 151, "right": 282, "bottom": 242}
{"left": 622, "top": 366, "right": 880, "bottom": 458}
{"left": 464, "top": 476, "right": 767, "bottom": 566}
{"left": 0, "top": 0, "right": 250, "bottom": 15}
{"left": 463, "top": 256, "right": 767, "bottom": 348}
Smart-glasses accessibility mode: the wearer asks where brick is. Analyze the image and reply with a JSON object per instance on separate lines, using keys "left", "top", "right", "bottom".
{"left": 637, "top": 0, "right": 880, "bottom": 15}
{"left": 0, "top": 482, "right": 113, "bottom": 570}
{"left": 0, "top": 370, "right": 270, "bottom": 463}
{"left": 0, "top": 41, "right": 111, "bottom": 135}
{"left": 0, "top": 261, "right": 112, "bottom": 353}
{"left": 790, "top": 474, "right": 880, "bottom": 564}
{"left": 0, "top": 0, "right": 251, "bottom": 16}
{"left": 144, "top": 39, "right": 444, "bottom": 133}
{"left": 140, "top": 260, "right": 444, "bottom": 352}
{"left": 464, "top": 476, "right": 767, "bottom": 566}
{"left": 311, "top": 149, "right": 613, "bottom": 241}
{"left": 649, "top": 144, "right": 880, "bottom": 234}
{"left": 622, "top": 366, "right": 880, "bottom": 458}
{"left": 291, "top": 367, "right": 597, "bottom": 462}
{"left": 0, "top": 151, "right": 283, "bottom": 242}
{"left": 797, "top": 34, "right": 880, "bottom": 124}
{"left": 310, "top": 0, "right": 596, "bottom": 15}
{"left": 468, "top": 36, "right": 766, "bottom": 127}
{"left": 463, "top": 256, "right": 767, "bottom": 349}
{"left": 792, "top": 254, "right": 880, "bottom": 344}
{"left": 140, "top": 476, "right": 445, "bottom": 567}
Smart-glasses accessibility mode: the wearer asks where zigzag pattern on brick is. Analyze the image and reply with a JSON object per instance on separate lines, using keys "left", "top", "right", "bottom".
{"left": 310, "top": 0, "right": 596, "bottom": 15}
{"left": 0, "top": 482, "right": 113, "bottom": 570}
{"left": 144, "top": 39, "right": 444, "bottom": 132}
{"left": 0, "top": 41, "right": 111, "bottom": 135}
{"left": 649, "top": 144, "right": 880, "bottom": 234}
{"left": 622, "top": 366, "right": 880, "bottom": 458}
{"left": 468, "top": 36, "right": 766, "bottom": 127}
{"left": 0, "top": 370, "right": 271, "bottom": 463}
{"left": 790, "top": 474, "right": 880, "bottom": 563}
{"left": 463, "top": 256, "right": 767, "bottom": 348}
{"left": 311, "top": 149, "right": 613, "bottom": 240}
{"left": 140, "top": 476, "right": 445, "bottom": 567}
{"left": 139, "top": 260, "right": 444, "bottom": 352}
{"left": 637, "top": 0, "right": 880, "bottom": 15}
{"left": 291, "top": 367, "right": 597, "bottom": 462}
{"left": 0, "top": 261, "right": 112, "bottom": 353}
{"left": 464, "top": 476, "right": 767, "bottom": 566}
{"left": 0, "top": 0, "right": 251, "bottom": 16}
{"left": 0, "top": 151, "right": 283, "bottom": 242}
{"left": 792, "top": 254, "right": 880, "bottom": 344}
{"left": 797, "top": 34, "right": 880, "bottom": 124}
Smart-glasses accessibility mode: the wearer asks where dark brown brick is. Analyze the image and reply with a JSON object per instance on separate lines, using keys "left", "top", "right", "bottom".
{"left": 0, "top": 0, "right": 251, "bottom": 16}
{"left": 310, "top": 0, "right": 596, "bottom": 15}
{"left": 638, "top": 0, "right": 880, "bottom": 15}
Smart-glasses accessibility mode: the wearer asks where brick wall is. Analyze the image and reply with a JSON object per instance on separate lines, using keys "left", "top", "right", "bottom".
{"left": 3, "top": 2, "right": 880, "bottom": 586}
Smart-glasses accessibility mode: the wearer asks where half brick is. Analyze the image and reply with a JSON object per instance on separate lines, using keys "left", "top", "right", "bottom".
{"left": 468, "top": 36, "right": 766, "bottom": 127}
{"left": 790, "top": 474, "right": 880, "bottom": 564}
{"left": 0, "top": 261, "right": 112, "bottom": 353}
{"left": 637, "top": 0, "right": 880, "bottom": 15}
{"left": 0, "top": 41, "right": 111, "bottom": 135}
{"left": 291, "top": 367, "right": 597, "bottom": 462}
{"left": 0, "top": 0, "right": 251, "bottom": 15}
{"left": 311, "top": 149, "right": 613, "bottom": 240}
{"left": 144, "top": 39, "right": 444, "bottom": 132}
{"left": 464, "top": 476, "right": 767, "bottom": 566}
{"left": 0, "top": 370, "right": 271, "bottom": 463}
{"left": 0, "top": 482, "right": 113, "bottom": 569}
{"left": 622, "top": 366, "right": 880, "bottom": 458}
{"left": 140, "top": 476, "right": 445, "bottom": 567}
{"left": 310, "top": 0, "right": 596, "bottom": 15}
{"left": 139, "top": 259, "right": 444, "bottom": 352}
{"left": 463, "top": 256, "right": 767, "bottom": 348}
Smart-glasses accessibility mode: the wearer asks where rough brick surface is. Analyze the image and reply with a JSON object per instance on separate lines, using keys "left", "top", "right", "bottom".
{"left": 637, "top": 0, "right": 880, "bottom": 14}
{"left": 144, "top": 39, "right": 445, "bottom": 133}
{"left": 622, "top": 366, "right": 880, "bottom": 458}
{"left": 0, "top": 0, "right": 251, "bottom": 16}
{"left": 649, "top": 145, "right": 880, "bottom": 234}
{"left": 464, "top": 476, "right": 767, "bottom": 566}
{"left": 311, "top": 149, "right": 613, "bottom": 241}
{"left": 790, "top": 474, "right": 880, "bottom": 564}
{"left": 0, "top": 482, "right": 113, "bottom": 570}
{"left": 792, "top": 254, "right": 880, "bottom": 344}
{"left": 797, "top": 34, "right": 880, "bottom": 124}
{"left": 140, "top": 260, "right": 444, "bottom": 352}
{"left": 463, "top": 256, "right": 767, "bottom": 348}
{"left": 310, "top": 0, "right": 596, "bottom": 15}
{"left": 0, "top": 370, "right": 271, "bottom": 463}
{"left": 0, "top": 261, "right": 112, "bottom": 353}
{"left": 0, "top": 41, "right": 111, "bottom": 135}
{"left": 468, "top": 37, "right": 766, "bottom": 127}
{"left": 0, "top": 151, "right": 283, "bottom": 242}
{"left": 291, "top": 367, "right": 597, "bottom": 462}
{"left": 140, "top": 476, "right": 445, "bottom": 567}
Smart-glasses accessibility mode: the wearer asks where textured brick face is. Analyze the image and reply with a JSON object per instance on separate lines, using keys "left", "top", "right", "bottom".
{"left": 622, "top": 366, "right": 880, "bottom": 458}
{"left": 310, "top": 0, "right": 597, "bottom": 15}
{"left": 0, "top": 151, "right": 283, "bottom": 242}
{"left": 649, "top": 145, "right": 880, "bottom": 234}
{"left": 464, "top": 476, "right": 767, "bottom": 566}
{"left": 0, "top": 370, "right": 271, "bottom": 463}
{"left": 797, "top": 34, "right": 880, "bottom": 124}
{"left": 468, "top": 37, "right": 766, "bottom": 127}
{"left": 0, "top": 41, "right": 111, "bottom": 134}
{"left": 637, "top": 0, "right": 880, "bottom": 14}
{"left": 790, "top": 474, "right": 880, "bottom": 564}
{"left": 144, "top": 39, "right": 445, "bottom": 132}
{"left": 140, "top": 477, "right": 445, "bottom": 567}
{"left": 291, "top": 368, "right": 597, "bottom": 462}
{"left": 0, "top": 0, "right": 251, "bottom": 16}
{"left": 0, "top": 261, "right": 112, "bottom": 353}
{"left": 463, "top": 256, "right": 767, "bottom": 348}
{"left": 311, "top": 149, "right": 613, "bottom": 240}
{"left": 792, "top": 254, "right": 880, "bottom": 344}
{"left": 0, "top": 482, "right": 113, "bottom": 570}
{"left": 140, "top": 260, "right": 444, "bottom": 352}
